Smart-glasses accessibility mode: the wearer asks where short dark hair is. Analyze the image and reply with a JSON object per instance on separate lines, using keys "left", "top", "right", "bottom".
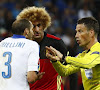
{"left": 12, "top": 19, "right": 32, "bottom": 35}
{"left": 77, "top": 17, "right": 99, "bottom": 36}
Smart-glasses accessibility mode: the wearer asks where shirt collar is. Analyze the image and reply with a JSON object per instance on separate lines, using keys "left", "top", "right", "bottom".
{"left": 12, "top": 34, "right": 26, "bottom": 38}
{"left": 38, "top": 32, "right": 46, "bottom": 45}
{"left": 83, "top": 42, "right": 99, "bottom": 53}
{"left": 90, "top": 42, "right": 99, "bottom": 51}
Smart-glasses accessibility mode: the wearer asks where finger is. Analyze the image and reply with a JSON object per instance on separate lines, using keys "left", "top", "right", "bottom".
{"left": 37, "top": 72, "right": 45, "bottom": 80}
{"left": 45, "top": 46, "right": 50, "bottom": 50}
{"left": 53, "top": 56, "right": 60, "bottom": 61}
{"left": 37, "top": 72, "right": 45, "bottom": 77}
{"left": 46, "top": 53, "right": 53, "bottom": 59}
{"left": 46, "top": 53, "right": 55, "bottom": 61}
{"left": 50, "top": 46, "right": 63, "bottom": 58}
{"left": 45, "top": 46, "right": 51, "bottom": 53}
{"left": 46, "top": 53, "right": 60, "bottom": 61}
{"left": 39, "top": 72, "right": 45, "bottom": 75}
{"left": 46, "top": 46, "right": 56, "bottom": 56}
{"left": 50, "top": 46, "right": 58, "bottom": 53}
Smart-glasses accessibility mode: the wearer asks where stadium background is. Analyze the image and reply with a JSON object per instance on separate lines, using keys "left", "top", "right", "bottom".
{"left": 0, "top": 0, "right": 100, "bottom": 90}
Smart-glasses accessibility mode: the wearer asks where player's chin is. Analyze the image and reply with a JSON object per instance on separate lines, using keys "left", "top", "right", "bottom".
{"left": 78, "top": 43, "right": 82, "bottom": 46}
{"left": 34, "top": 36, "right": 41, "bottom": 39}
{"left": 79, "top": 43, "right": 85, "bottom": 47}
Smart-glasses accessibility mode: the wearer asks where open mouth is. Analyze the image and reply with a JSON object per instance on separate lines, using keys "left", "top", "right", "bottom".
{"left": 76, "top": 40, "right": 80, "bottom": 44}
{"left": 34, "top": 32, "right": 40, "bottom": 36}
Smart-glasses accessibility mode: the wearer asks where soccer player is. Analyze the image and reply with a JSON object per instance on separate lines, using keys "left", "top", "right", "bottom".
{"left": 46, "top": 17, "right": 100, "bottom": 90}
{"left": 16, "top": 6, "right": 67, "bottom": 90}
{"left": 0, "top": 19, "right": 45, "bottom": 90}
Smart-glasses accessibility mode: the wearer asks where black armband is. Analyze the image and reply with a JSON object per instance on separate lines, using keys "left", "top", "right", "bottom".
{"left": 50, "top": 60, "right": 57, "bottom": 63}
{"left": 61, "top": 56, "right": 67, "bottom": 65}
{"left": 62, "top": 56, "right": 65, "bottom": 61}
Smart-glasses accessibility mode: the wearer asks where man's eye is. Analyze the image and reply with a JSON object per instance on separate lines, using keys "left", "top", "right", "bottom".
{"left": 37, "top": 24, "right": 41, "bottom": 27}
{"left": 78, "top": 30, "right": 82, "bottom": 33}
{"left": 33, "top": 24, "right": 41, "bottom": 28}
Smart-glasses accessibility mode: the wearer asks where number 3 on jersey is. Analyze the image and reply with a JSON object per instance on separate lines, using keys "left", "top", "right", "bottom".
{"left": 2, "top": 52, "right": 12, "bottom": 78}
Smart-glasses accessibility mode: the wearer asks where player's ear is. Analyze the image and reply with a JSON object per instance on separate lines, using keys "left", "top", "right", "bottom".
{"left": 89, "top": 29, "right": 94, "bottom": 37}
{"left": 23, "top": 28, "right": 29, "bottom": 37}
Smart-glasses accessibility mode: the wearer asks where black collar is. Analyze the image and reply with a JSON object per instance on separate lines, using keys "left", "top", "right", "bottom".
{"left": 87, "top": 49, "right": 90, "bottom": 53}
{"left": 38, "top": 32, "right": 47, "bottom": 45}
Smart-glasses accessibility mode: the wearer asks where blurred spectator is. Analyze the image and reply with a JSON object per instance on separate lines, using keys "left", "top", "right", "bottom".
{"left": 62, "top": 8, "right": 77, "bottom": 31}
{"left": 0, "top": 7, "right": 6, "bottom": 28}
{"left": 4, "top": 10, "right": 15, "bottom": 32}
{"left": 55, "top": 27, "right": 63, "bottom": 38}
{"left": 47, "top": 13, "right": 61, "bottom": 35}
{"left": 55, "top": 0, "right": 67, "bottom": 14}
{"left": 78, "top": 4, "right": 92, "bottom": 19}
{"left": 23, "top": 0, "right": 34, "bottom": 7}
{"left": 0, "top": 28, "right": 8, "bottom": 40}
{"left": 12, "top": 3, "right": 22, "bottom": 19}
{"left": 61, "top": 1, "right": 77, "bottom": 31}
{"left": 61, "top": 31, "right": 72, "bottom": 47}
{"left": 3, "top": 0, "right": 16, "bottom": 11}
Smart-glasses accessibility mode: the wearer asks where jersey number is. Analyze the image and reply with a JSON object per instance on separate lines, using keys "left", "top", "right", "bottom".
{"left": 2, "top": 52, "right": 12, "bottom": 78}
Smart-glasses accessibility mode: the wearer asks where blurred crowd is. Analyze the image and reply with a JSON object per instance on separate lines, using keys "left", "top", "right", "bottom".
{"left": 0, "top": 0, "right": 100, "bottom": 90}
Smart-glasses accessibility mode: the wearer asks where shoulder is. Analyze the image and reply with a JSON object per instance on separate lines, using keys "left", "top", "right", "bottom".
{"left": 25, "top": 39, "right": 39, "bottom": 47}
{"left": 93, "top": 42, "right": 100, "bottom": 51}
{"left": 0, "top": 37, "right": 11, "bottom": 42}
{"left": 23, "top": 39, "right": 39, "bottom": 52}
{"left": 89, "top": 42, "right": 100, "bottom": 55}
{"left": 46, "top": 33, "right": 61, "bottom": 40}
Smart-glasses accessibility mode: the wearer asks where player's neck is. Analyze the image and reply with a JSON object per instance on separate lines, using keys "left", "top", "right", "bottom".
{"left": 84, "top": 38, "right": 98, "bottom": 50}
{"left": 35, "top": 36, "right": 44, "bottom": 44}
{"left": 35, "top": 38, "right": 43, "bottom": 43}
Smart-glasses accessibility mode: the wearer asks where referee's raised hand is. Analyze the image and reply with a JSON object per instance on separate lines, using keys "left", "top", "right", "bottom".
{"left": 45, "top": 46, "right": 63, "bottom": 61}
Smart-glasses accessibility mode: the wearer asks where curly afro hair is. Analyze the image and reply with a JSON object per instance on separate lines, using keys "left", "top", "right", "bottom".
{"left": 17, "top": 6, "right": 51, "bottom": 30}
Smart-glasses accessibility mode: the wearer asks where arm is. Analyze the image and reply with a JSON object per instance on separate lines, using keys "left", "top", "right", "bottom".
{"left": 57, "top": 39, "right": 67, "bottom": 57}
{"left": 46, "top": 46, "right": 100, "bottom": 69}
{"left": 66, "top": 51, "right": 100, "bottom": 69}
{"left": 27, "top": 42, "right": 45, "bottom": 83}
{"left": 52, "top": 61, "right": 80, "bottom": 77}
{"left": 46, "top": 46, "right": 80, "bottom": 76}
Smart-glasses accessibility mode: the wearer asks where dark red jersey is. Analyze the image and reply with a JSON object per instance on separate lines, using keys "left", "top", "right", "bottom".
{"left": 30, "top": 32, "right": 67, "bottom": 90}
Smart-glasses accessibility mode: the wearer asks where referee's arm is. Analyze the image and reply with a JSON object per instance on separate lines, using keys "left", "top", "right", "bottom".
{"left": 65, "top": 53, "right": 100, "bottom": 69}
{"left": 52, "top": 61, "right": 80, "bottom": 77}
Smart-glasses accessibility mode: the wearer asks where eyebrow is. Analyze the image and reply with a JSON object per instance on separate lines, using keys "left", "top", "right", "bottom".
{"left": 33, "top": 24, "right": 41, "bottom": 28}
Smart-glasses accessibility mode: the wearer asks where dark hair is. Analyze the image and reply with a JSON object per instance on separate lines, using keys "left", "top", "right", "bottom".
{"left": 12, "top": 19, "right": 32, "bottom": 35}
{"left": 77, "top": 17, "right": 99, "bottom": 36}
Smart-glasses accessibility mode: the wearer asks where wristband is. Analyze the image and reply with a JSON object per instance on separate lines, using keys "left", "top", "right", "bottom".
{"left": 50, "top": 60, "right": 57, "bottom": 63}
{"left": 62, "top": 56, "right": 65, "bottom": 61}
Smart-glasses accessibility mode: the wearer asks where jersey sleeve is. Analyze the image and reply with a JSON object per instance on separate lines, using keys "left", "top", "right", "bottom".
{"left": 65, "top": 51, "right": 100, "bottom": 69}
{"left": 57, "top": 39, "right": 67, "bottom": 57}
{"left": 52, "top": 61, "right": 80, "bottom": 77}
{"left": 27, "top": 42, "right": 39, "bottom": 72}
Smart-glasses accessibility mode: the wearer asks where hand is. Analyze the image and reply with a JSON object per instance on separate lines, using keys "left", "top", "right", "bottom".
{"left": 37, "top": 72, "right": 45, "bottom": 80}
{"left": 45, "top": 46, "right": 63, "bottom": 61}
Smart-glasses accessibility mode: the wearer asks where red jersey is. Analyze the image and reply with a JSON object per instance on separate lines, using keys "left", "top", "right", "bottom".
{"left": 29, "top": 32, "right": 67, "bottom": 90}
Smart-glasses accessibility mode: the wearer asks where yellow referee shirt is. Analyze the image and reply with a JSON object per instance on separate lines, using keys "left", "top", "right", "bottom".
{"left": 52, "top": 42, "right": 100, "bottom": 90}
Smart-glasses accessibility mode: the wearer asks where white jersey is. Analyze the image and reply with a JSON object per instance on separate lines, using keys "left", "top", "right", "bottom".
{"left": 0, "top": 35, "right": 39, "bottom": 90}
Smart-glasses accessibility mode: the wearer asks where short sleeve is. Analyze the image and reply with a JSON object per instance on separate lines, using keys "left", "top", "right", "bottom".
{"left": 27, "top": 42, "right": 39, "bottom": 72}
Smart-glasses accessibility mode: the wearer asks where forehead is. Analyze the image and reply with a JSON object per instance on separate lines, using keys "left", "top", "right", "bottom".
{"left": 32, "top": 21, "right": 41, "bottom": 25}
{"left": 76, "top": 24, "right": 87, "bottom": 31}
